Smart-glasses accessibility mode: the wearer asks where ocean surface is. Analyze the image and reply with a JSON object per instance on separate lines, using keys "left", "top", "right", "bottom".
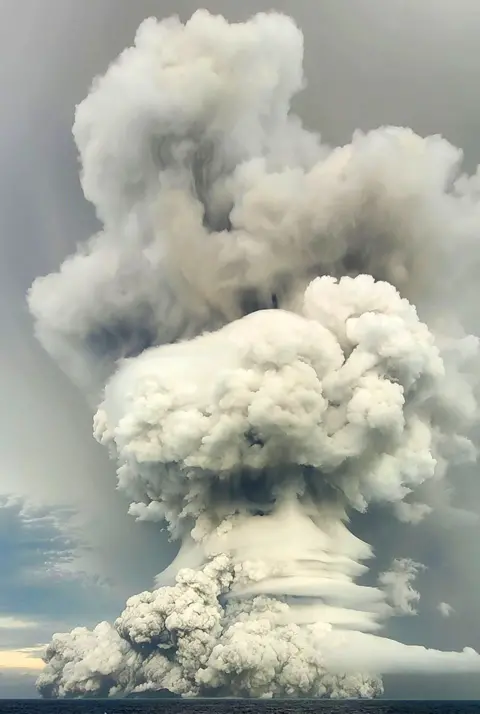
{"left": 0, "top": 701, "right": 480, "bottom": 714}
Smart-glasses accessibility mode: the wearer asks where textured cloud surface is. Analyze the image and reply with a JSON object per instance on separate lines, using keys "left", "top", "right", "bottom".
{"left": 28, "top": 8, "right": 480, "bottom": 699}
{"left": 0, "top": 496, "right": 119, "bottom": 654}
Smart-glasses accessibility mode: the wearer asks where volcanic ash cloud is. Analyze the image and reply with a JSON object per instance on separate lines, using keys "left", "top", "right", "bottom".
{"left": 29, "top": 8, "right": 480, "bottom": 699}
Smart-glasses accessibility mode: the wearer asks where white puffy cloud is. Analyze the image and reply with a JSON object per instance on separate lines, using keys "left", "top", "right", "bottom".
{"left": 438, "top": 602, "right": 455, "bottom": 618}
{"left": 28, "top": 7, "right": 480, "bottom": 700}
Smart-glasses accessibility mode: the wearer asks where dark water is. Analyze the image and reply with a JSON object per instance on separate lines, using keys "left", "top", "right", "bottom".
{"left": 1, "top": 701, "right": 480, "bottom": 714}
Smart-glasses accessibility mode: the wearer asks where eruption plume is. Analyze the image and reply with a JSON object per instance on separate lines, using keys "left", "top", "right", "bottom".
{"left": 29, "top": 8, "right": 480, "bottom": 699}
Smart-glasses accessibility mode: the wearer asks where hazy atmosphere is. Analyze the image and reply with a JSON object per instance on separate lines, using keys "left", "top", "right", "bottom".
{"left": 2, "top": 0, "right": 480, "bottom": 699}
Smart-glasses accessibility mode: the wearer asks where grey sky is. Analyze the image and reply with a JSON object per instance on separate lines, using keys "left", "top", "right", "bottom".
{"left": 1, "top": 0, "right": 480, "bottom": 698}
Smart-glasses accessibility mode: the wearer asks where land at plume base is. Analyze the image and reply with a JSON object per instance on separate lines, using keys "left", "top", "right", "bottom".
{"left": 1, "top": 700, "right": 480, "bottom": 714}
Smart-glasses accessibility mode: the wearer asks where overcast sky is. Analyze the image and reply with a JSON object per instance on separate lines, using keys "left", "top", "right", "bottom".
{"left": 2, "top": 0, "right": 480, "bottom": 698}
